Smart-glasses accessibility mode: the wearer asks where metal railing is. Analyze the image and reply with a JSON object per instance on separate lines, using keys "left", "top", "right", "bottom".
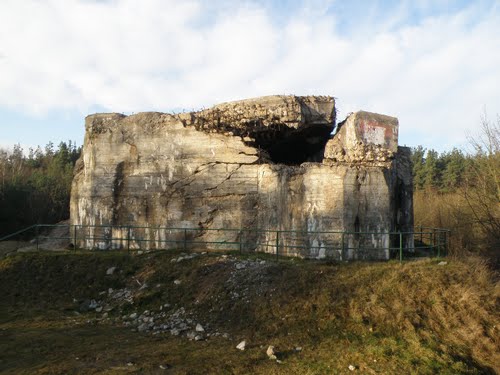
{"left": 0, "top": 224, "right": 450, "bottom": 262}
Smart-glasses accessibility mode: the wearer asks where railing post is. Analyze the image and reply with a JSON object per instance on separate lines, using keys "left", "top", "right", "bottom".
{"left": 430, "top": 230, "right": 434, "bottom": 256}
{"left": 275, "top": 230, "right": 279, "bottom": 261}
{"left": 434, "top": 229, "right": 437, "bottom": 257}
{"left": 73, "top": 225, "right": 78, "bottom": 251}
{"left": 447, "top": 230, "right": 451, "bottom": 256}
{"left": 341, "top": 231, "right": 345, "bottom": 260}
{"left": 419, "top": 225, "right": 423, "bottom": 242}
{"left": 399, "top": 231, "right": 403, "bottom": 263}
{"left": 239, "top": 229, "right": 243, "bottom": 254}
{"left": 437, "top": 231, "right": 441, "bottom": 258}
{"left": 358, "top": 233, "right": 361, "bottom": 257}
{"left": 35, "top": 225, "right": 39, "bottom": 251}
{"left": 127, "top": 226, "right": 131, "bottom": 253}
{"left": 183, "top": 228, "right": 187, "bottom": 252}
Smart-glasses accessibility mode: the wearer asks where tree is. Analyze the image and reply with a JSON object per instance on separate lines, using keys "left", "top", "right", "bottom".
{"left": 411, "top": 146, "right": 426, "bottom": 190}
{"left": 440, "top": 148, "right": 467, "bottom": 192}
{"left": 0, "top": 141, "right": 81, "bottom": 236}
{"left": 423, "top": 149, "right": 440, "bottom": 189}
{"left": 463, "top": 114, "right": 500, "bottom": 252}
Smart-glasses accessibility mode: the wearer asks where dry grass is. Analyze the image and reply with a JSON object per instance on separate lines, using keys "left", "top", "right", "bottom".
{"left": 413, "top": 190, "right": 498, "bottom": 264}
{"left": 0, "top": 251, "right": 498, "bottom": 374}
{"left": 343, "top": 258, "right": 499, "bottom": 371}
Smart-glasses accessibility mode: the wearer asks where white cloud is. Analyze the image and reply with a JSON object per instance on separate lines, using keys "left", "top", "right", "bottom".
{"left": 0, "top": 0, "right": 499, "bottom": 150}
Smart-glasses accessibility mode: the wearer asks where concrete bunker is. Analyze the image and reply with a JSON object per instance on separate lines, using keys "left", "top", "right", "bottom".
{"left": 70, "top": 95, "right": 413, "bottom": 260}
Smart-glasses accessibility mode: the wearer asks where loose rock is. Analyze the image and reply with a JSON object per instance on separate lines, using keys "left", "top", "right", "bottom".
{"left": 236, "top": 340, "right": 246, "bottom": 350}
{"left": 170, "top": 328, "right": 180, "bottom": 336}
{"left": 266, "top": 345, "right": 276, "bottom": 359}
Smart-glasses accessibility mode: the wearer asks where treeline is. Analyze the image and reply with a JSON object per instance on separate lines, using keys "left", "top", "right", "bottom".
{"left": 411, "top": 147, "right": 470, "bottom": 192}
{"left": 411, "top": 116, "right": 499, "bottom": 259}
{"left": 0, "top": 142, "right": 81, "bottom": 237}
{"left": 0, "top": 118, "right": 497, "bottom": 261}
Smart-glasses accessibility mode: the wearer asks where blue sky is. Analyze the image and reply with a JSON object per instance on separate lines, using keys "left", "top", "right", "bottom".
{"left": 0, "top": 0, "right": 499, "bottom": 153}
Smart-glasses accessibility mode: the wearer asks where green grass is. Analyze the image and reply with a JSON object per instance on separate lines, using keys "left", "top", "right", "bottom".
{"left": 0, "top": 251, "right": 498, "bottom": 374}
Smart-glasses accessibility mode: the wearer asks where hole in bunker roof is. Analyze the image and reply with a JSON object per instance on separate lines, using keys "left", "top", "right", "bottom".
{"left": 251, "top": 125, "right": 332, "bottom": 165}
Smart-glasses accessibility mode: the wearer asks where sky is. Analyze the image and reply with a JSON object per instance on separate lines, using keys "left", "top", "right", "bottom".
{"left": 0, "top": 0, "right": 499, "bottom": 153}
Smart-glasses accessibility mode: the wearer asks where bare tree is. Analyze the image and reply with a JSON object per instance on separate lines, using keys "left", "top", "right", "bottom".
{"left": 464, "top": 114, "right": 500, "bottom": 251}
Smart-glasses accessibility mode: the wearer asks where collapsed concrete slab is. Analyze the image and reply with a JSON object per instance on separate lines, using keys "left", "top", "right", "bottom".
{"left": 70, "top": 95, "right": 413, "bottom": 259}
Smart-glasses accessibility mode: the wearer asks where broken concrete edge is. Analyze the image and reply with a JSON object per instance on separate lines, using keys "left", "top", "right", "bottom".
{"left": 85, "top": 95, "right": 335, "bottom": 129}
{"left": 185, "top": 95, "right": 336, "bottom": 127}
{"left": 334, "top": 111, "right": 398, "bottom": 150}
{"left": 323, "top": 110, "right": 399, "bottom": 166}
{"left": 83, "top": 95, "right": 400, "bottom": 166}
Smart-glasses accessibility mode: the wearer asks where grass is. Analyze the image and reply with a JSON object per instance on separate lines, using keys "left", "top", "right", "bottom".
{"left": 0, "top": 250, "right": 498, "bottom": 374}
{"left": 413, "top": 190, "right": 499, "bottom": 265}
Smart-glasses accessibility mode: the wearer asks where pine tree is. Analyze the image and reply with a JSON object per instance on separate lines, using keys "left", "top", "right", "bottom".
{"left": 411, "top": 146, "right": 426, "bottom": 190}
{"left": 423, "top": 149, "right": 440, "bottom": 189}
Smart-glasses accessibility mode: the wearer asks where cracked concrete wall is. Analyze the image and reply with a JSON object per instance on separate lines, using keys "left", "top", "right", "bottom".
{"left": 70, "top": 95, "right": 413, "bottom": 259}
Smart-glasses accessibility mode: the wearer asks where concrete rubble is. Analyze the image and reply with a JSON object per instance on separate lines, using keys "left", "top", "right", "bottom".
{"left": 75, "top": 254, "right": 277, "bottom": 343}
